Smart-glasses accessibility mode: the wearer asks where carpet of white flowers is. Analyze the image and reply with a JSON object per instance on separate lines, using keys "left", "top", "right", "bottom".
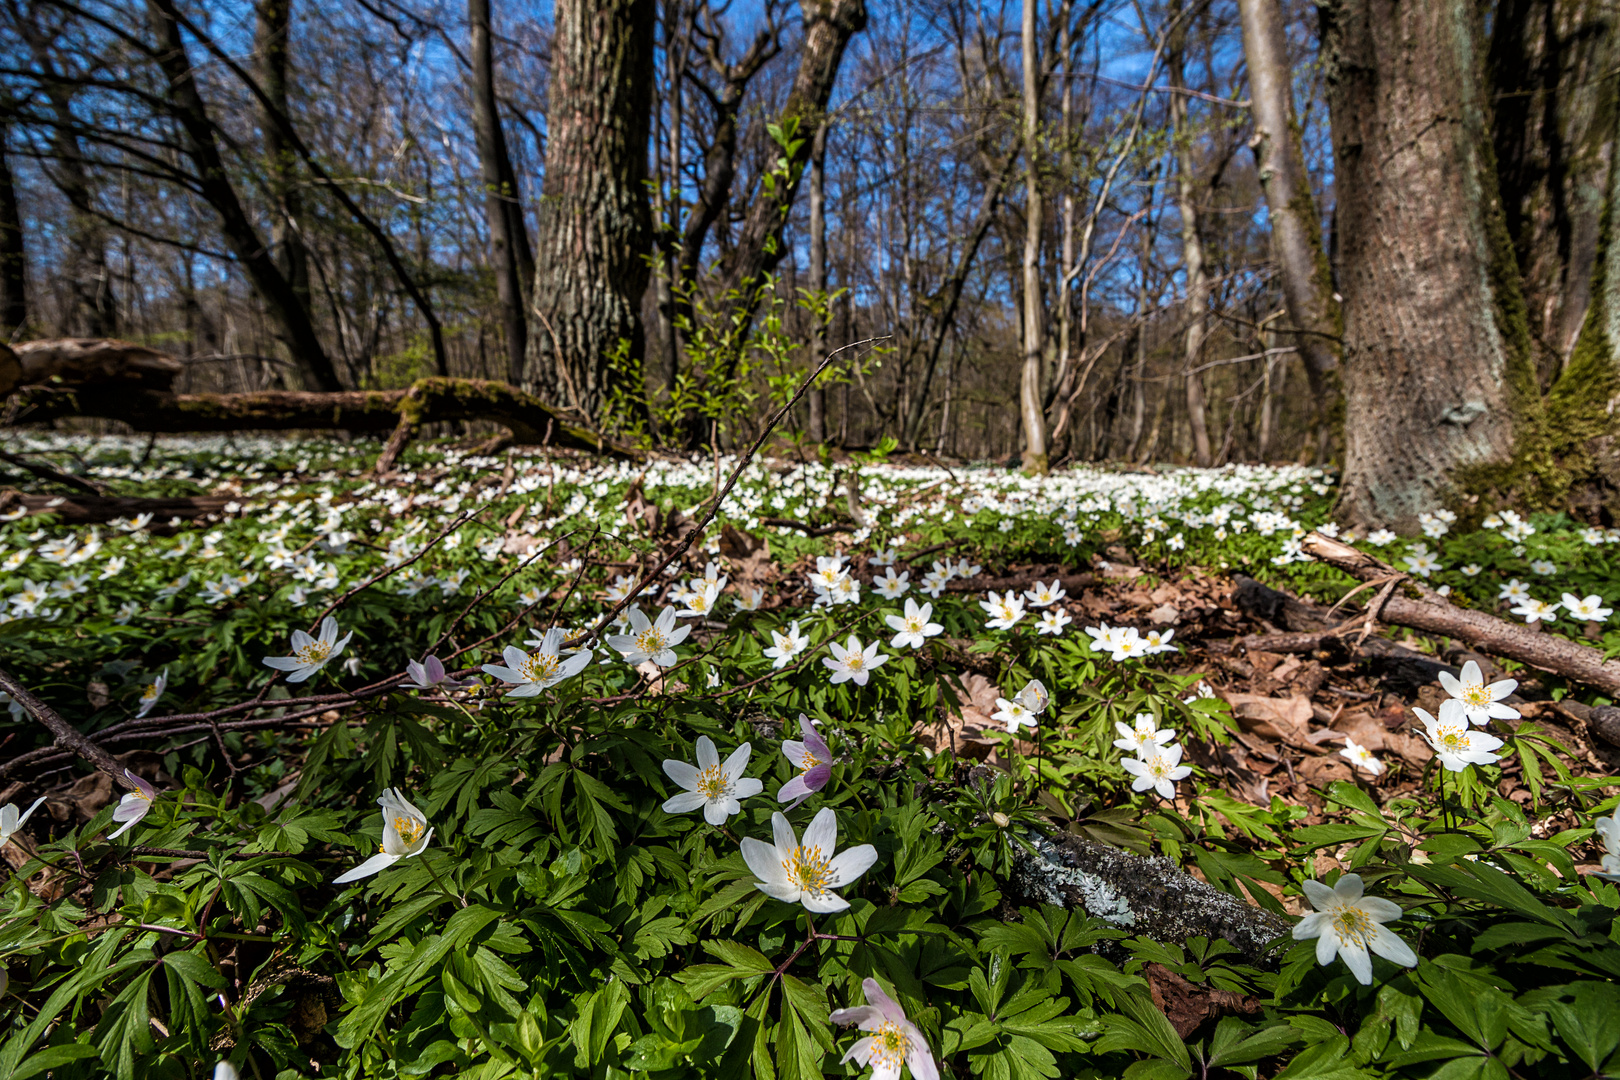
{"left": 2, "top": 433, "right": 1620, "bottom": 1080}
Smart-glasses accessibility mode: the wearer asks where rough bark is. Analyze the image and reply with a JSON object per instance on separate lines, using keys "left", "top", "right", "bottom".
{"left": 1169, "top": 8, "right": 1213, "bottom": 468}
{"left": 470, "top": 0, "right": 535, "bottom": 386}
{"left": 1019, "top": 0, "right": 1049, "bottom": 473}
{"left": 1321, "top": 0, "right": 1534, "bottom": 529}
{"left": 0, "top": 120, "right": 26, "bottom": 339}
{"left": 8, "top": 338, "right": 182, "bottom": 392}
{"left": 145, "top": 0, "right": 343, "bottom": 392}
{"left": 1300, "top": 532, "right": 1620, "bottom": 696}
{"left": 1237, "top": 0, "right": 1340, "bottom": 401}
{"left": 255, "top": 0, "right": 310, "bottom": 329}
{"left": 527, "top": 0, "right": 657, "bottom": 421}
{"left": 807, "top": 120, "right": 828, "bottom": 443}
{"left": 8, "top": 378, "right": 642, "bottom": 459}
{"left": 1489, "top": 0, "right": 1619, "bottom": 385}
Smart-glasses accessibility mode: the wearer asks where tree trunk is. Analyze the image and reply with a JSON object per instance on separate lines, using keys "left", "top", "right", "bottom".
{"left": 1237, "top": 0, "right": 1340, "bottom": 409}
{"left": 807, "top": 119, "right": 828, "bottom": 443}
{"left": 528, "top": 0, "right": 657, "bottom": 421}
{"left": 1489, "top": 0, "right": 1619, "bottom": 386}
{"left": 146, "top": 0, "right": 344, "bottom": 392}
{"left": 1019, "top": 0, "right": 1049, "bottom": 474}
{"left": 1169, "top": 8, "right": 1213, "bottom": 467}
{"left": 470, "top": 0, "right": 535, "bottom": 387}
{"left": 0, "top": 121, "right": 26, "bottom": 340}
{"left": 1321, "top": 0, "right": 1533, "bottom": 529}
{"left": 255, "top": 0, "right": 311, "bottom": 333}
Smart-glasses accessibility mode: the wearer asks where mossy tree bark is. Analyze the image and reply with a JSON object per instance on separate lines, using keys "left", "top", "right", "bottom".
{"left": 1321, "top": 0, "right": 1537, "bottom": 531}
{"left": 527, "top": 0, "right": 656, "bottom": 423}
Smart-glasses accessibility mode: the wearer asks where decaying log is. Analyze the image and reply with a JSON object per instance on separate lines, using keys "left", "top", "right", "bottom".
{"left": 1301, "top": 532, "right": 1620, "bottom": 697}
{"left": 1011, "top": 829, "right": 1290, "bottom": 965}
{"left": 0, "top": 489, "right": 231, "bottom": 525}
{"left": 7, "top": 337, "right": 183, "bottom": 394}
{"left": 7, "top": 376, "right": 642, "bottom": 463}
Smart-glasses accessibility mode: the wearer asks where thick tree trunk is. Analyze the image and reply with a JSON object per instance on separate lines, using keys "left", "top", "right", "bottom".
{"left": 1489, "top": 0, "right": 1619, "bottom": 385}
{"left": 807, "top": 120, "right": 828, "bottom": 443}
{"left": 527, "top": 0, "right": 656, "bottom": 421}
{"left": 1019, "top": 0, "right": 1049, "bottom": 474}
{"left": 1169, "top": 11, "right": 1213, "bottom": 468}
{"left": 470, "top": 0, "right": 535, "bottom": 386}
{"left": 0, "top": 122, "right": 26, "bottom": 340}
{"left": 255, "top": 0, "right": 310, "bottom": 331}
{"left": 146, "top": 0, "right": 344, "bottom": 392}
{"left": 1237, "top": 0, "right": 1340, "bottom": 416}
{"left": 1321, "top": 0, "right": 1534, "bottom": 529}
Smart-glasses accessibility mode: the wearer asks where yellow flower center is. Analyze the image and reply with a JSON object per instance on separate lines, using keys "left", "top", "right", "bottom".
{"left": 394, "top": 814, "right": 424, "bottom": 846}
{"left": 844, "top": 652, "right": 865, "bottom": 671}
{"left": 141, "top": 683, "right": 159, "bottom": 701}
{"left": 636, "top": 628, "right": 668, "bottom": 655}
{"left": 783, "top": 843, "right": 833, "bottom": 897}
{"left": 520, "top": 652, "right": 561, "bottom": 684}
{"left": 695, "top": 764, "right": 728, "bottom": 799}
{"left": 1461, "top": 684, "right": 1492, "bottom": 709}
{"left": 798, "top": 751, "right": 822, "bottom": 774}
{"left": 872, "top": 1021, "right": 909, "bottom": 1068}
{"left": 1436, "top": 726, "right": 1469, "bottom": 751}
{"left": 1331, "top": 905, "right": 1373, "bottom": 946}
{"left": 295, "top": 641, "right": 332, "bottom": 664}
{"left": 905, "top": 617, "right": 924, "bottom": 632}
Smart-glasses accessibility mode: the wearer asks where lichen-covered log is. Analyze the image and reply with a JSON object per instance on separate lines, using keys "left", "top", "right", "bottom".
{"left": 6, "top": 376, "right": 642, "bottom": 461}
{"left": 1010, "top": 831, "right": 1290, "bottom": 965}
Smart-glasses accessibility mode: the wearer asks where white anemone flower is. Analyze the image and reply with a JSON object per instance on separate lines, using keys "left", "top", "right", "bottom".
{"left": 605, "top": 605, "right": 690, "bottom": 667}
{"left": 262, "top": 615, "right": 353, "bottom": 683}
{"left": 979, "top": 590, "right": 1026, "bottom": 631}
{"left": 1015, "top": 679, "right": 1050, "bottom": 715}
{"left": 991, "top": 696, "right": 1037, "bottom": 734}
{"left": 0, "top": 796, "right": 47, "bottom": 845}
{"left": 677, "top": 579, "right": 724, "bottom": 619}
{"left": 135, "top": 670, "right": 167, "bottom": 719}
{"left": 741, "top": 807, "right": 877, "bottom": 913}
{"left": 1113, "top": 713, "right": 1175, "bottom": 754}
{"left": 1292, "top": 873, "right": 1417, "bottom": 985}
{"left": 873, "top": 567, "right": 910, "bottom": 599}
{"left": 1023, "top": 580, "right": 1066, "bottom": 608}
{"left": 823, "top": 635, "right": 888, "bottom": 686}
{"left": 333, "top": 788, "right": 434, "bottom": 884}
{"left": 482, "top": 628, "right": 591, "bottom": 695}
{"left": 1415, "top": 699, "right": 1505, "bottom": 771}
{"left": 1591, "top": 805, "right": 1620, "bottom": 882}
{"left": 108, "top": 770, "right": 157, "bottom": 839}
{"left": 830, "top": 978, "right": 940, "bottom": 1080}
{"left": 1563, "top": 593, "right": 1613, "bottom": 622}
{"left": 1339, "top": 738, "right": 1385, "bottom": 775}
{"left": 1035, "top": 609, "right": 1071, "bottom": 635}
{"left": 884, "top": 599, "right": 943, "bottom": 650}
{"left": 661, "top": 736, "right": 762, "bottom": 826}
{"left": 1437, "top": 660, "right": 1519, "bottom": 727}
{"left": 1120, "top": 744, "right": 1192, "bottom": 800}
{"left": 763, "top": 621, "right": 811, "bottom": 669}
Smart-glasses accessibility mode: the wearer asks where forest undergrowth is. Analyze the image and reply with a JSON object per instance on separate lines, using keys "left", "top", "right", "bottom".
{"left": 2, "top": 432, "right": 1620, "bottom": 1080}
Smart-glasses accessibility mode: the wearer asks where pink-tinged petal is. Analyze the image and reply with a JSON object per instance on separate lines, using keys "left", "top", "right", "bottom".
{"left": 839, "top": 1035, "right": 877, "bottom": 1067}
{"left": 663, "top": 760, "right": 699, "bottom": 788}
{"left": 334, "top": 852, "right": 399, "bottom": 884}
{"left": 861, "top": 978, "right": 907, "bottom": 1025}
{"left": 778, "top": 776, "right": 814, "bottom": 804}
{"left": 405, "top": 660, "right": 429, "bottom": 686}
{"left": 124, "top": 770, "right": 156, "bottom": 800}
{"left": 907, "top": 1039, "right": 941, "bottom": 1080}
{"left": 802, "top": 763, "right": 831, "bottom": 792}
{"left": 782, "top": 740, "right": 809, "bottom": 767}
{"left": 829, "top": 1005, "right": 882, "bottom": 1030}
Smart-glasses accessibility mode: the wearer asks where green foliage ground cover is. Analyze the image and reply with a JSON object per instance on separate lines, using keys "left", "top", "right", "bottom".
{"left": 2, "top": 434, "right": 1619, "bottom": 1080}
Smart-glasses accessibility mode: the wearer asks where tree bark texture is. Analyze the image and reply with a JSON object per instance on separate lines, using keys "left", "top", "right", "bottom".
{"left": 1019, "top": 0, "right": 1049, "bottom": 473}
{"left": 9, "top": 377, "right": 641, "bottom": 459}
{"left": 255, "top": 0, "right": 310, "bottom": 330}
{"left": 0, "top": 121, "right": 26, "bottom": 340}
{"left": 145, "top": 0, "right": 344, "bottom": 392}
{"left": 527, "top": 0, "right": 656, "bottom": 422}
{"left": 807, "top": 120, "right": 828, "bottom": 443}
{"left": 1237, "top": 0, "right": 1340, "bottom": 387}
{"left": 470, "top": 0, "right": 535, "bottom": 386}
{"left": 1489, "top": 0, "right": 1619, "bottom": 385}
{"left": 1321, "top": 0, "right": 1534, "bottom": 529}
{"left": 1169, "top": 9, "right": 1213, "bottom": 468}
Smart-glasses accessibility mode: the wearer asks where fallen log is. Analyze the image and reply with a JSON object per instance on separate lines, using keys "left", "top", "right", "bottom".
{"left": 8, "top": 338, "right": 183, "bottom": 394}
{"left": 1300, "top": 531, "right": 1620, "bottom": 697}
{"left": 0, "top": 490, "right": 231, "bottom": 525}
{"left": 6, "top": 376, "right": 642, "bottom": 464}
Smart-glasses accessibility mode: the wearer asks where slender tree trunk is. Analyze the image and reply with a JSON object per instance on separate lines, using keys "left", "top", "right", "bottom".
{"left": 807, "top": 119, "right": 828, "bottom": 442}
{"left": 1237, "top": 0, "right": 1340, "bottom": 402}
{"left": 1322, "top": 0, "right": 1532, "bottom": 528}
{"left": 528, "top": 0, "right": 657, "bottom": 420}
{"left": 1169, "top": 7, "right": 1212, "bottom": 467}
{"left": 1019, "top": 0, "right": 1049, "bottom": 473}
{"left": 1057, "top": 12, "right": 1075, "bottom": 388}
{"left": 470, "top": 0, "right": 535, "bottom": 386}
{"left": 256, "top": 0, "right": 310, "bottom": 328}
{"left": 1489, "top": 0, "right": 1619, "bottom": 386}
{"left": 147, "top": 0, "right": 342, "bottom": 391}
{"left": 0, "top": 121, "right": 27, "bottom": 340}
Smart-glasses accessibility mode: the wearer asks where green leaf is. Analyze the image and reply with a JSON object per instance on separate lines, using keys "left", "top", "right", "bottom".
{"left": 8, "top": 1043, "right": 102, "bottom": 1080}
